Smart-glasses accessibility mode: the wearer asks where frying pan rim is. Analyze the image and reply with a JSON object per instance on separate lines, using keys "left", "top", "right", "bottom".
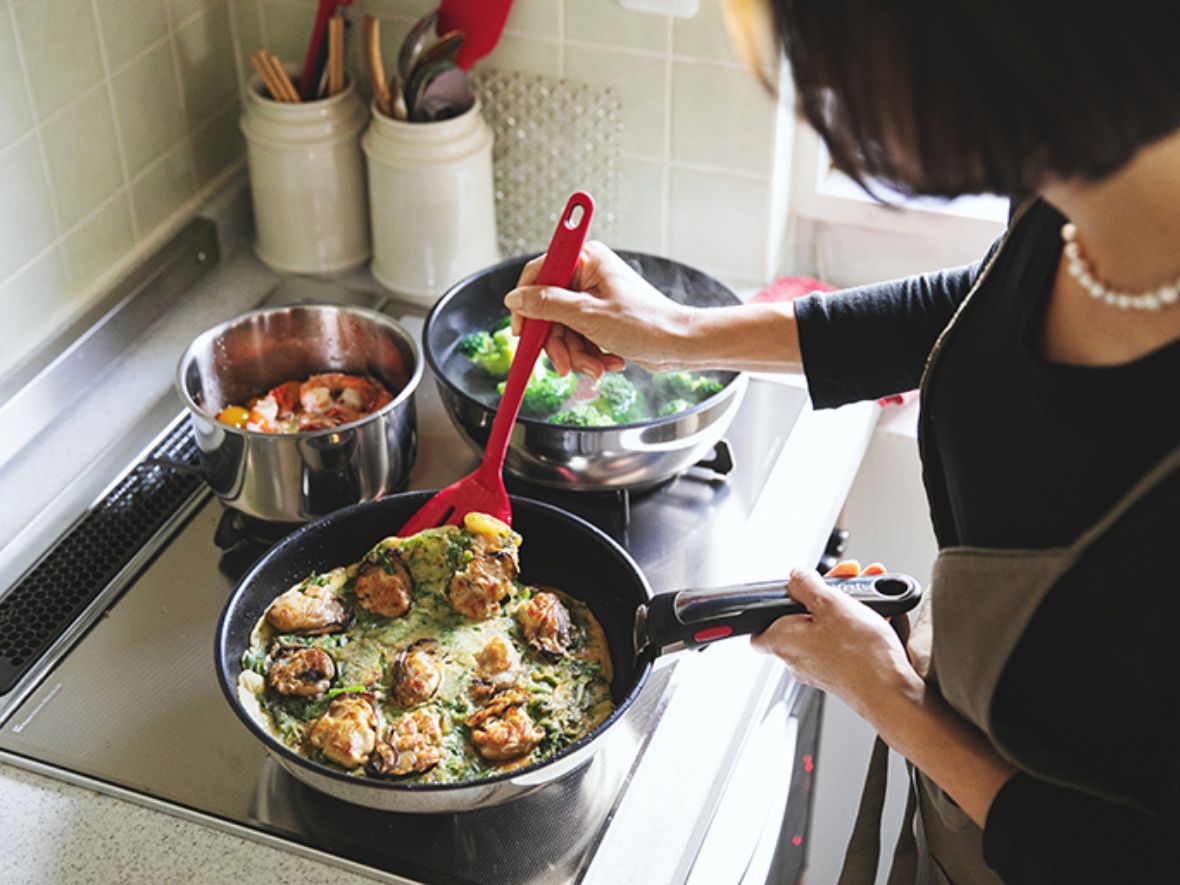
{"left": 214, "top": 492, "right": 656, "bottom": 794}
{"left": 176, "top": 302, "right": 425, "bottom": 440}
{"left": 423, "top": 250, "right": 746, "bottom": 432}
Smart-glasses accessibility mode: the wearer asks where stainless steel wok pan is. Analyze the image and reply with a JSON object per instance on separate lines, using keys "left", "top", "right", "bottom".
{"left": 423, "top": 252, "right": 749, "bottom": 491}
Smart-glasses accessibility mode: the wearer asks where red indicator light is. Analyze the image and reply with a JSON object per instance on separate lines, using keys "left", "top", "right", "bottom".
{"left": 803, "top": 755, "right": 812, "bottom": 764}
{"left": 804, "top": 760, "right": 814, "bottom": 772}
{"left": 792, "top": 835, "right": 802, "bottom": 846}
{"left": 693, "top": 625, "right": 734, "bottom": 643}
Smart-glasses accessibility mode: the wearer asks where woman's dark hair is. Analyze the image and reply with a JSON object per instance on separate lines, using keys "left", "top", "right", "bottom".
{"left": 745, "top": 0, "right": 1180, "bottom": 198}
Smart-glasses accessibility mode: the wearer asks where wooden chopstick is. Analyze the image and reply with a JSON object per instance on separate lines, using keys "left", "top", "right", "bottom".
{"left": 252, "top": 50, "right": 299, "bottom": 102}
{"left": 328, "top": 17, "right": 344, "bottom": 96}
{"left": 250, "top": 50, "right": 284, "bottom": 101}
{"left": 362, "top": 16, "right": 392, "bottom": 116}
{"left": 266, "top": 51, "right": 301, "bottom": 102}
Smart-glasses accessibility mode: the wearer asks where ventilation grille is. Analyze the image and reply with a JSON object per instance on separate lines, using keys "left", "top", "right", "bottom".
{"left": 0, "top": 420, "right": 202, "bottom": 695}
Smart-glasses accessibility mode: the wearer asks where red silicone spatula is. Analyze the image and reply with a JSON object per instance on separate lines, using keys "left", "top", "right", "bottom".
{"left": 437, "top": 0, "right": 514, "bottom": 71}
{"left": 397, "top": 191, "right": 595, "bottom": 536}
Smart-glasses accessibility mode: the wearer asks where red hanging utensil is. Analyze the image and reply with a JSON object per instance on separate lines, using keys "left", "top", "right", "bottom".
{"left": 437, "top": 0, "right": 514, "bottom": 71}
{"left": 299, "top": 0, "right": 354, "bottom": 100}
{"left": 398, "top": 192, "right": 595, "bottom": 536}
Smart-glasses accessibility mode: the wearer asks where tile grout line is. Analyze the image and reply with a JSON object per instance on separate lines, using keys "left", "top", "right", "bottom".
{"left": 5, "top": 2, "right": 69, "bottom": 281}
{"left": 0, "top": 236, "right": 61, "bottom": 297}
{"left": 124, "top": 93, "right": 242, "bottom": 193}
{"left": 160, "top": 0, "right": 202, "bottom": 193}
{"left": 660, "top": 14, "right": 673, "bottom": 255}
{"left": 225, "top": 0, "right": 249, "bottom": 104}
{"left": 89, "top": 0, "right": 140, "bottom": 242}
{"left": 256, "top": 0, "right": 270, "bottom": 49}
{"left": 92, "top": 1, "right": 225, "bottom": 87}
{"left": 557, "top": 0, "right": 565, "bottom": 78}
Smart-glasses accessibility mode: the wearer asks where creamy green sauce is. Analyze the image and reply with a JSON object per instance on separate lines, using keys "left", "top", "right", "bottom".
{"left": 239, "top": 525, "right": 614, "bottom": 784}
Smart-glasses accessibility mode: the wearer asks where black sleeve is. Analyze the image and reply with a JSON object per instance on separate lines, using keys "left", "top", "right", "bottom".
{"left": 792, "top": 254, "right": 991, "bottom": 409}
{"left": 983, "top": 734, "right": 1180, "bottom": 883}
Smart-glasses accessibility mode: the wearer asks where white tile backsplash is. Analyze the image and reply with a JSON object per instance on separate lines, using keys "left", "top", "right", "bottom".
{"left": 668, "top": 165, "right": 773, "bottom": 278}
{"left": 12, "top": 0, "right": 106, "bottom": 120}
{"left": 670, "top": 59, "right": 776, "bottom": 175}
{"left": 0, "top": 135, "right": 57, "bottom": 280}
{"left": 565, "top": 0, "right": 670, "bottom": 53}
{"left": 616, "top": 154, "right": 668, "bottom": 253}
{"left": 563, "top": 44, "right": 670, "bottom": 158}
{"left": 0, "top": 12, "right": 33, "bottom": 150}
{"left": 346, "top": 0, "right": 792, "bottom": 285}
{"left": 0, "top": 0, "right": 244, "bottom": 382}
{"left": 40, "top": 84, "right": 124, "bottom": 230}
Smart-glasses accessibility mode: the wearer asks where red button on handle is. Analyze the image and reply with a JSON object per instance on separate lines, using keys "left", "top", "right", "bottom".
{"left": 693, "top": 625, "right": 734, "bottom": 643}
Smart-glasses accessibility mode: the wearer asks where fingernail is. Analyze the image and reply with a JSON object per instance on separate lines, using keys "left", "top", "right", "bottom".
{"left": 504, "top": 292, "right": 522, "bottom": 309}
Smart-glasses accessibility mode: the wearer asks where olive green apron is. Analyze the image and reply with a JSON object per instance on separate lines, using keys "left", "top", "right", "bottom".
{"left": 835, "top": 203, "right": 1176, "bottom": 884}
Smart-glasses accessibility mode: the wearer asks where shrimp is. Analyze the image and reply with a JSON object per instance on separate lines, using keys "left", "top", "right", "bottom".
{"left": 307, "top": 693, "right": 382, "bottom": 769}
{"left": 298, "top": 373, "right": 392, "bottom": 427}
{"left": 267, "top": 646, "right": 335, "bottom": 699}
{"left": 516, "top": 591, "right": 572, "bottom": 658}
{"left": 468, "top": 689, "right": 545, "bottom": 762}
{"left": 368, "top": 707, "right": 445, "bottom": 777}
{"left": 354, "top": 551, "right": 414, "bottom": 619}
{"left": 243, "top": 380, "right": 301, "bottom": 432}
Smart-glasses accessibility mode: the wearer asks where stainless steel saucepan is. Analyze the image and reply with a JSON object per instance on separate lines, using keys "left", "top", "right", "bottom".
{"left": 176, "top": 304, "right": 423, "bottom": 524}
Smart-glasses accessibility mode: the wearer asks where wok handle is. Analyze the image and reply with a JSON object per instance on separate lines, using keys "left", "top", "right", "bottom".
{"left": 638, "top": 574, "right": 922, "bottom": 654}
{"left": 478, "top": 192, "right": 595, "bottom": 481}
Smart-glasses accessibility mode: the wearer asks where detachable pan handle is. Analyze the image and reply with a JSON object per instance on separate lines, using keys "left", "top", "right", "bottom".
{"left": 635, "top": 574, "right": 922, "bottom": 656}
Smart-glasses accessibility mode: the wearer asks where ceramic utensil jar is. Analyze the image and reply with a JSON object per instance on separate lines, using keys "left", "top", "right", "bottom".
{"left": 362, "top": 100, "right": 500, "bottom": 305}
{"left": 240, "top": 75, "right": 370, "bottom": 274}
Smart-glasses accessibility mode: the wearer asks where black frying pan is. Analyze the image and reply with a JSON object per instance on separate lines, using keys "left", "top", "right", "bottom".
{"left": 215, "top": 492, "right": 919, "bottom": 812}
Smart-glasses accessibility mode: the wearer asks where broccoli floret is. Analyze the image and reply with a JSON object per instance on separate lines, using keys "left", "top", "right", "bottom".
{"left": 658, "top": 398, "right": 692, "bottom": 417}
{"left": 457, "top": 330, "right": 491, "bottom": 358}
{"left": 590, "top": 373, "right": 646, "bottom": 423}
{"left": 458, "top": 326, "right": 517, "bottom": 378}
{"left": 496, "top": 364, "right": 577, "bottom": 418}
{"left": 549, "top": 403, "right": 616, "bottom": 427}
{"left": 690, "top": 376, "right": 724, "bottom": 401}
{"left": 651, "top": 371, "right": 696, "bottom": 401}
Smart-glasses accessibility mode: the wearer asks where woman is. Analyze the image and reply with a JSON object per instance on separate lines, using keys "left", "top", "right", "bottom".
{"left": 504, "top": 1, "right": 1180, "bottom": 882}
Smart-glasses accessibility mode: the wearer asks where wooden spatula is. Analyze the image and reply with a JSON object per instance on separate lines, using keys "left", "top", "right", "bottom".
{"left": 398, "top": 192, "right": 595, "bottom": 535}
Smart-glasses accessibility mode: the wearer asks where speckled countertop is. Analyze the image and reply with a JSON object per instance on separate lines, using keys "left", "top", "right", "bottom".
{"left": 1, "top": 764, "right": 374, "bottom": 885}
{"left": 0, "top": 177, "right": 880, "bottom": 884}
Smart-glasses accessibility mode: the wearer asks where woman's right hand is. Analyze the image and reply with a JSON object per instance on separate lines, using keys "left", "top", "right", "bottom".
{"left": 504, "top": 241, "right": 697, "bottom": 377}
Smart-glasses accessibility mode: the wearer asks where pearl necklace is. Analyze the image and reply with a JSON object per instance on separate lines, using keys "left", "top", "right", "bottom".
{"left": 1061, "top": 222, "right": 1180, "bottom": 311}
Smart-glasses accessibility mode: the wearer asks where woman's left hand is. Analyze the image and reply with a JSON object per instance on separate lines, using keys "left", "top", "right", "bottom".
{"left": 751, "top": 567, "right": 921, "bottom": 719}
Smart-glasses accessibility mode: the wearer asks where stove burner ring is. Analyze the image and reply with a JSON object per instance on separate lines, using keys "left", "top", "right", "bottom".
{"left": 213, "top": 508, "right": 302, "bottom": 551}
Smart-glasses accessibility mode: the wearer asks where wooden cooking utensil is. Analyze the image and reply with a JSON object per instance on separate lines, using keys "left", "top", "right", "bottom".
{"left": 362, "top": 16, "right": 392, "bottom": 116}
{"left": 251, "top": 50, "right": 299, "bottom": 102}
{"left": 327, "top": 16, "right": 345, "bottom": 96}
{"left": 397, "top": 192, "right": 595, "bottom": 535}
{"left": 298, "top": 0, "right": 355, "bottom": 100}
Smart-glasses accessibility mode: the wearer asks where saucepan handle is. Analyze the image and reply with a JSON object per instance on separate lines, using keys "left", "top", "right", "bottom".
{"left": 637, "top": 574, "right": 921, "bottom": 656}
